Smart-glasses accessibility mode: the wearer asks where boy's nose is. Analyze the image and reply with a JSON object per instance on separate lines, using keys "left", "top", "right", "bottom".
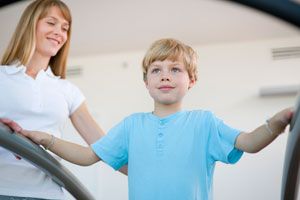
{"left": 160, "top": 70, "right": 171, "bottom": 81}
{"left": 161, "top": 76, "right": 170, "bottom": 82}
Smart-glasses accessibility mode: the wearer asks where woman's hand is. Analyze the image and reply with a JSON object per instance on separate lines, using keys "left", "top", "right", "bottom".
{"left": 0, "top": 118, "right": 24, "bottom": 159}
{"left": 0, "top": 118, "right": 22, "bottom": 132}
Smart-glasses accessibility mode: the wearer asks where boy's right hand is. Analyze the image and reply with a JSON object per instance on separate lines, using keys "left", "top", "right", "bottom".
{"left": 19, "top": 129, "right": 52, "bottom": 148}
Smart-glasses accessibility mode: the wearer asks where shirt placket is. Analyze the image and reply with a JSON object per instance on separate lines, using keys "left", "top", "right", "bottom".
{"left": 156, "top": 119, "right": 166, "bottom": 156}
{"left": 31, "top": 79, "right": 43, "bottom": 112}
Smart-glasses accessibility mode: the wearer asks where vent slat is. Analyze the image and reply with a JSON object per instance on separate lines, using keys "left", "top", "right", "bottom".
{"left": 66, "top": 66, "right": 82, "bottom": 77}
{"left": 259, "top": 85, "right": 300, "bottom": 97}
{"left": 272, "top": 46, "right": 300, "bottom": 60}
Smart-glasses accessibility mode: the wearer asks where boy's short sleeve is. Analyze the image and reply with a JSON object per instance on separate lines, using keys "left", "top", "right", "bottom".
{"left": 208, "top": 113, "right": 243, "bottom": 164}
{"left": 91, "top": 119, "right": 128, "bottom": 170}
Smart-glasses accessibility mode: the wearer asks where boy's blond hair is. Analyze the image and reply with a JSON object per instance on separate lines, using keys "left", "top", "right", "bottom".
{"left": 142, "top": 38, "right": 198, "bottom": 82}
{"left": 1, "top": 0, "right": 72, "bottom": 79}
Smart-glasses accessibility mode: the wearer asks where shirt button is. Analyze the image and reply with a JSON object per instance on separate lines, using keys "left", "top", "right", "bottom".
{"left": 158, "top": 133, "right": 163, "bottom": 137}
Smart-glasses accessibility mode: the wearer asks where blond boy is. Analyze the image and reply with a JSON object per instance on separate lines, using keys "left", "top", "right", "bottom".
{"left": 21, "top": 38, "right": 293, "bottom": 200}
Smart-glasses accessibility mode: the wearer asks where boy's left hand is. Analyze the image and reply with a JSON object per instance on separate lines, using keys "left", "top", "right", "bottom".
{"left": 270, "top": 107, "right": 294, "bottom": 135}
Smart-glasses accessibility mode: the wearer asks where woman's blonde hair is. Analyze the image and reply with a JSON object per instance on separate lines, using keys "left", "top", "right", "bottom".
{"left": 1, "top": 0, "right": 72, "bottom": 79}
{"left": 142, "top": 38, "right": 198, "bottom": 82}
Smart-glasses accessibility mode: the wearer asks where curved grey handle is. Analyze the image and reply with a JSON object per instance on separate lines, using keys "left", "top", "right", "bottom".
{"left": 281, "top": 95, "right": 300, "bottom": 200}
{"left": 0, "top": 124, "right": 95, "bottom": 200}
{"left": 226, "top": 0, "right": 300, "bottom": 28}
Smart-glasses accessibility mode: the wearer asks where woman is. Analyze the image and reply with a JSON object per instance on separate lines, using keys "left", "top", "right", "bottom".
{"left": 0, "top": 0, "right": 126, "bottom": 199}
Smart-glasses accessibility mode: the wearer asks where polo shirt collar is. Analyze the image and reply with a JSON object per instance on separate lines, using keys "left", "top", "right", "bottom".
{"left": 45, "top": 67, "right": 60, "bottom": 79}
{"left": 4, "top": 63, "right": 60, "bottom": 79}
{"left": 4, "top": 63, "right": 26, "bottom": 75}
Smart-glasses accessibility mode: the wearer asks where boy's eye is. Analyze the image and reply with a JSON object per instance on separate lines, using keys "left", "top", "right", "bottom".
{"left": 171, "top": 67, "right": 181, "bottom": 73}
{"left": 151, "top": 68, "right": 160, "bottom": 74}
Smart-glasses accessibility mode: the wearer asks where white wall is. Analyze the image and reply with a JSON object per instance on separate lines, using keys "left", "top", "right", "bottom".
{"left": 62, "top": 37, "right": 300, "bottom": 200}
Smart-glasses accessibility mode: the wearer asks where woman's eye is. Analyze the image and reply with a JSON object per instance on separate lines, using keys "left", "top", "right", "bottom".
{"left": 47, "top": 21, "right": 55, "bottom": 25}
{"left": 62, "top": 27, "right": 69, "bottom": 32}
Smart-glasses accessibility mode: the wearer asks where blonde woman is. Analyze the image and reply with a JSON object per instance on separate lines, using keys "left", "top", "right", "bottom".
{"left": 0, "top": 0, "right": 126, "bottom": 199}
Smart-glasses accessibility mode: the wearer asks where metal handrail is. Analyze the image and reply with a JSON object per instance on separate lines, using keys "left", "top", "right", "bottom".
{"left": 0, "top": 123, "right": 95, "bottom": 200}
{"left": 281, "top": 95, "right": 300, "bottom": 200}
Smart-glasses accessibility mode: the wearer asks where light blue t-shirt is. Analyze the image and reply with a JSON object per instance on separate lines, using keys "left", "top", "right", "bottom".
{"left": 92, "top": 110, "right": 243, "bottom": 200}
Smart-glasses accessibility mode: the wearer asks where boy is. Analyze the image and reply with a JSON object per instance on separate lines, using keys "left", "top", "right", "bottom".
{"left": 20, "top": 38, "right": 293, "bottom": 200}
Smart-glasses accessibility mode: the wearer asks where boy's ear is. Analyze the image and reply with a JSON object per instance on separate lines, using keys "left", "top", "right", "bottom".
{"left": 188, "top": 78, "right": 196, "bottom": 89}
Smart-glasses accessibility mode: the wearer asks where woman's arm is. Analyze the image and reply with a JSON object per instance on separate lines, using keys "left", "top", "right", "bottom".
{"left": 70, "top": 102, "right": 104, "bottom": 144}
{"left": 235, "top": 107, "right": 293, "bottom": 153}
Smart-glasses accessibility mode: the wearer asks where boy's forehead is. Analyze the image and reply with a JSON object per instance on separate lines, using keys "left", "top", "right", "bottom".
{"left": 153, "top": 56, "right": 184, "bottom": 63}
{"left": 150, "top": 58, "right": 185, "bottom": 66}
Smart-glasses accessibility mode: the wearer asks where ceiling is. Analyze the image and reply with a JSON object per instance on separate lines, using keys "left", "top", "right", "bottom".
{"left": 0, "top": 0, "right": 299, "bottom": 57}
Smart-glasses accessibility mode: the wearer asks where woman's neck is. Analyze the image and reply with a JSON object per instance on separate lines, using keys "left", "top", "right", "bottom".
{"left": 153, "top": 102, "right": 182, "bottom": 118}
{"left": 26, "top": 53, "right": 50, "bottom": 78}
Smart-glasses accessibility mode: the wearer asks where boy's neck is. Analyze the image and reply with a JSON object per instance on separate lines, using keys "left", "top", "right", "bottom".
{"left": 153, "top": 102, "right": 182, "bottom": 118}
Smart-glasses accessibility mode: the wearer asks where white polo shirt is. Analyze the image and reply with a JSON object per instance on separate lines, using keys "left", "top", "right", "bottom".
{"left": 0, "top": 64, "right": 85, "bottom": 199}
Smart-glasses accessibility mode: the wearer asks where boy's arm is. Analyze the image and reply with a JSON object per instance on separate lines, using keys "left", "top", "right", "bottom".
{"left": 20, "top": 130, "right": 100, "bottom": 166}
{"left": 70, "top": 103, "right": 128, "bottom": 175}
{"left": 235, "top": 107, "right": 293, "bottom": 153}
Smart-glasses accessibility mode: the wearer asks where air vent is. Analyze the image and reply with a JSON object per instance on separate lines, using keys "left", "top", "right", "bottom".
{"left": 259, "top": 84, "right": 300, "bottom": 97}
{"left": 66, "top": 66, "right": 82, "bottom": 77}
{"left": 272, "top": 46, "right": 300, "bottom": 60}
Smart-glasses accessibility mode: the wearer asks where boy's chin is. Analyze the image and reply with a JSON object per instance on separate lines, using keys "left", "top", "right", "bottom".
{"left": 156, "top": 99, "right": 180, "bottom": 106}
